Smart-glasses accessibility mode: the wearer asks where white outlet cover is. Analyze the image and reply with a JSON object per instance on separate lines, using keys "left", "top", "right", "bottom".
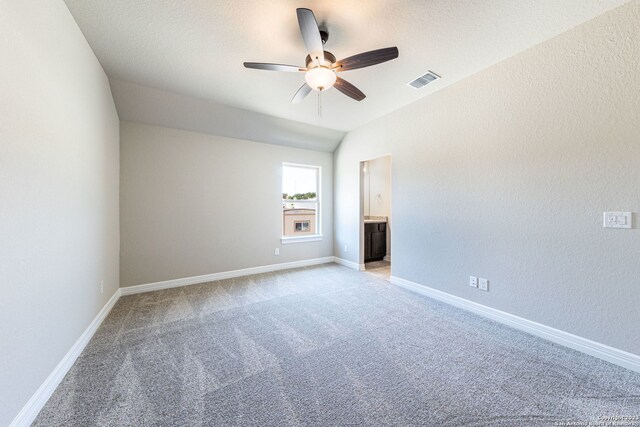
{"left": 274, "top": 248, "right": 280, "bottom": 255}
{"left": 344, "top": 245, "right": 348, "bottom": 253}
{"left": 469, "top": 276, "right": 478, "bottom": 288}
{"left": 479, "top": 278, "right": 489, "bottom": 291}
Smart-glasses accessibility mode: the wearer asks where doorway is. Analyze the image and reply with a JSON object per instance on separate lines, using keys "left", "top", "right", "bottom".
{"left": 360, "top": 155, "right": 391, "bottom": 281}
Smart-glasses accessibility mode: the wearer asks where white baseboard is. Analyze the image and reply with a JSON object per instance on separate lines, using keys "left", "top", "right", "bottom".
{"left": 10, "top": 288, "right": 122, "bottom": 427}
{"left": 121, "top": 257, "right": 335, "bottom": 296}
{"left": 390, "top": 276, "right": 640, "bottom": 373}
{"left": 332, "top": 256, "right": 365, "bottom": 271}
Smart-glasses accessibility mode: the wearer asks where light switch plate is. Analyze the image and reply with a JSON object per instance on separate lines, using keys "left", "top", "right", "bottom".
{"left": 604, "top": 212, "right": 632, "bottom": 229}
{"left": 479, "top": 278, "right": 489, "bottom": 291}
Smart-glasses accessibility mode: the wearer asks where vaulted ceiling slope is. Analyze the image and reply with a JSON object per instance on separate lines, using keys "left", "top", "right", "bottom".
{"left": 66, "top": 0, "right": 629, "bottom": 134}
{"left": 111, "top": 79, "right": 345, "bottom": 152}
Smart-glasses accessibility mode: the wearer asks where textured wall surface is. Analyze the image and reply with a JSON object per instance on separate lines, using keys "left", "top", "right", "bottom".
{"left": 120, "top": 122, "right": 333, "bottom": 287}
{"left": 334, "top": 2, "right": 640, "bottom": 354}
{"left": 0, "top": 1, "right": 120, "bottom": 425}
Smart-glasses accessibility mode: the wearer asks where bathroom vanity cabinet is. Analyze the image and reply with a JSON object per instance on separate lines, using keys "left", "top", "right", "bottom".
{"left": 364, "top": 222, "right": 386, "bottom": 262}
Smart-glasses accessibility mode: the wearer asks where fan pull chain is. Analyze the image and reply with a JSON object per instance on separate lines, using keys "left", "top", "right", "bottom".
{"left": 317, "top": 91, "right": 322, "bottom": 117}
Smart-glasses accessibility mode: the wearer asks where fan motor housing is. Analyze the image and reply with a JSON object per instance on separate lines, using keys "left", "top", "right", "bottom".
{"left": 319, "top": 30, "right": 329, "bottom": 45}
{"left": 305, "top": 51, "right": 336, "bottom": 69}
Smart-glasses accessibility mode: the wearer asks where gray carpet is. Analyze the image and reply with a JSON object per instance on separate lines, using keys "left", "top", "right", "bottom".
{"left": 34, "top": 264, "right": 640, "bottom": 426}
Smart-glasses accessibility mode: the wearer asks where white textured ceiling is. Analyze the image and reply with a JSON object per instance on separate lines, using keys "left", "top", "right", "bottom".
{"left": 65, "top": 0, "right": 628, "bottom": 132}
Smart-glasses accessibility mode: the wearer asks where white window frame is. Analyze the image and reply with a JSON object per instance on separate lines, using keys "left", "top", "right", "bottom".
{"left": 281, "top": 162, "right": 322, "bottom": 244}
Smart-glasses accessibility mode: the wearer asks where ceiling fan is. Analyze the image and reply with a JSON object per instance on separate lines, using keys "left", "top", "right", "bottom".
{"left": 243, "top": 8, "right": 399, "bottom": 104}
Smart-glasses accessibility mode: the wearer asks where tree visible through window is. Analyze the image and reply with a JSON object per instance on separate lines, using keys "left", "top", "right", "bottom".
{"left": 282, "top": 164, "right": 319, "bottom": 237}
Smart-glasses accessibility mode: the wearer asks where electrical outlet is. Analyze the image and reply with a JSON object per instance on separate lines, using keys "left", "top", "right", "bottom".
{"left": 100, "top": 280, "right": 104, "bottom": 294}
{"left": 479, "top": 278, "right": 489, "bottom": 291}
{"left": 274, "top": 248, "right": 280, "bottom": 256}
{"left": 469, "top": 276, "right": 478, "bottom": 288}
{"left": 344, "top": 244, "right": 348, "bottom": 253}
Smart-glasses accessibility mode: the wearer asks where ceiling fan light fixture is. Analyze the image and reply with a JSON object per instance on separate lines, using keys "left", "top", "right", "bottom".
{"left": 243, "top": 8, "right": 398, "bottom": 103}
{"left": 305, "top": 67, "right": 336, "bottom": 91}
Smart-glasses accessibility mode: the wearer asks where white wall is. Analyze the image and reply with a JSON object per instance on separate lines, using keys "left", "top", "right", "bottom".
{"left": 0, "top": 1, "right": 120, "bottom": 425}
{"left": 120, "top": 122, "right": 333, "bottom": 287}
{"left": 363, "top": 156, "right": 391, "bottom": 219}
{"left": 368, "top": 157, "right": 391, "bottom": 219}
{"left": 334, "top": 2, "right": 640, "bottom": 355}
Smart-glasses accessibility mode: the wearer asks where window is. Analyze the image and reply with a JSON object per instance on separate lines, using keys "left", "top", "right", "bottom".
{"left": 282, "top": 163, "right": 321, "bottom": 243}
{"left": 294, "top": 221, "right": 310, "bottom": 232}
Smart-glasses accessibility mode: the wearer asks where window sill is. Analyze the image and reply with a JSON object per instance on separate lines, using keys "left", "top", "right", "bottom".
{"left": 281, "top": 235, "right": 324, "bottom": 245}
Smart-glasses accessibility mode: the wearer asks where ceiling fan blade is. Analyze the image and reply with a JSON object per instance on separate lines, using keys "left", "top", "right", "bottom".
{"left": 334, "top": 47, "right": 399, "bottom": 72}
{"left": 244, "top": 62, "right": 306, "bottom": 72}
{"left": 296, "top": 8, "right": 324, "bottom": 63}
{"left": 291, "top": 83, "right": 313, "bottom": 104}
{"left": 334, "top": 77, "right": 366, "bottom": 101}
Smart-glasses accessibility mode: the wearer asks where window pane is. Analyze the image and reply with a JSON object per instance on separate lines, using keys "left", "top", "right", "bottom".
{"left": 282, "top": 164, "right": 319, "bottom": 237}
{"left": 282, "top": 165, "right": 317, "bottom": 201}
{"left": 283, "top": 205, "right": 317, "bottom": 236}
{"left": 294, "top": 221, "right": 310, "bottom": 232}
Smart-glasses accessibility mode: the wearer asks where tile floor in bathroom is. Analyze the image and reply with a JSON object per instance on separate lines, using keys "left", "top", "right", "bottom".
{"left": 364, "top": 260, "right": 391, "bottom": 281}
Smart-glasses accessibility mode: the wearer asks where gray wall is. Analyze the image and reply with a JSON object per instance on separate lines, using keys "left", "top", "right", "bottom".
{"left": 0, "top": 1, "right": 120, "bottom": 425}
{"left": 334, "top": 2, "right": 640, "bottom": 355}
{"left": 120, "top": 122, "right": 333, "bottom": 287}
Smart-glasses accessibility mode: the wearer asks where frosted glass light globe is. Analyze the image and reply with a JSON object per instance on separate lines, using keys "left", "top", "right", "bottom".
{"left": 305, "top": 67, "right": 337, "bottom": 91}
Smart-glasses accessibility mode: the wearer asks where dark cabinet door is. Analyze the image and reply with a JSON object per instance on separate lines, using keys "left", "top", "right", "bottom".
{"left": 364, "top": 222, "right": 386, "bottom": 262}
{"left": 371, "top": 231, "right": 386, "bottom": 260}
